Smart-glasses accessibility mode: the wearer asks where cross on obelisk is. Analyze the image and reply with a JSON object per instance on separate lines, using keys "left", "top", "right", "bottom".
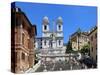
{"left": 52, "top": 19, "right": 56, "bottom": 49}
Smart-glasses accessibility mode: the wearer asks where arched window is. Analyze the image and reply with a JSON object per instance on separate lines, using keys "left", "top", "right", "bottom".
{"left": 59, "top": 25, "right": 61, "bottom": 30}
{"left": 22, "top": 33, "right": 25, "bottom": 45}
{"left": 44, "top": 40, "right": 46, "bottom": 45}
{"left": 44, "top": 25, "right": 47, "bottom": 30}
{"left": 59, "top": 40, "right": 61, "bottom": 45}
{"left": 49, "top": 40, "right": 52, "bottom": 48}
{"left": 28, "top": 39, "right": 30, "bottom": 49}
{"left": 22, "top": 53, "right": 25, "bottom": 61}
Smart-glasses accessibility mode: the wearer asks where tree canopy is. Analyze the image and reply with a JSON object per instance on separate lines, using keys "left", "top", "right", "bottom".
{"left": 80, "top": 44, "right": 90, "bottom": 55}
{"left": 66, "top": 41, "right": 73, "bottom": 53}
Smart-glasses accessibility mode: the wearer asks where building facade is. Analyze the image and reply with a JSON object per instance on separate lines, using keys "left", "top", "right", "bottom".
{"left": 34, "top": 16, "right": 66, "bottom": 61}
{"left": 42, "top": 16, "right": 63, "bottom": 49}
{"left": 70, "top": 31, "right": 89, "bottom": 51}
{"left": 40, "top": 16, "right": 66, "bottom": 61}
{"left": 88, "top": 26, "right": 97, "bottom": 63}
{"left": 35, "top": 37, "right": 42, "bottom": 50}
{"left": 11, "top": 7, "right": 37, "bottom": 73}
{"left": 34, "top": 37, "right": 42, "bottom": 57}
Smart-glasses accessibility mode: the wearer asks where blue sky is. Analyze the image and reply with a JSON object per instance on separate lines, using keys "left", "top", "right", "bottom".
{"left": 13, "top": 2, "right": 97, "bottom": 43}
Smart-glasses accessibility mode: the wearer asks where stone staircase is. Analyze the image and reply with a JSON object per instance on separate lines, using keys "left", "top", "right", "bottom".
{"left": 25, "top": 60, "right": 41, "bottom": 73}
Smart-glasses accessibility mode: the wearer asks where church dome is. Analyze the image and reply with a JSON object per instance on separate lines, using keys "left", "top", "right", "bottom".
{"left": 43, "top": 16, "right": 49, "bottom": 20}
{"left": 57, "top": 16, "right": 63, "bottom": 25}
{"left": 42, "top": 16, "right": 49, "bottom": 25}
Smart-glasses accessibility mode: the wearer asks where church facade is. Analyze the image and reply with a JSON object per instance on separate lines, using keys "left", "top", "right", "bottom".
{"left": 42, "top": 16, "right": 63, "bottom": 49}
{"left": 35, "top": 16, "right": 66, "bottom": 61}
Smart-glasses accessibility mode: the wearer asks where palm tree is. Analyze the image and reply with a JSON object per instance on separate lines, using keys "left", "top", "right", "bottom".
{"left": 77, "top": 28, "right": 81, "bottom": 51}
